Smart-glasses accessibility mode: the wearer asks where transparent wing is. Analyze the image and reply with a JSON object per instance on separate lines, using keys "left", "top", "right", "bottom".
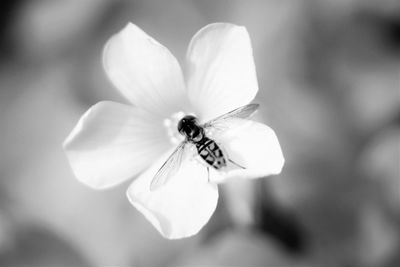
{"left": 202, "top": 103, "right": 259, "bottom": 130}
{"left": 150, "top": 141, "right": 188, "bottom": 191}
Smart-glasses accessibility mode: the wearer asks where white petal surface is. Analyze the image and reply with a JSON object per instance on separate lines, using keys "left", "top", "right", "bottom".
{"left": 213, "top": 119, "right": 284, "bottom": 180}
{"left": 103, "top": 23, "right": 189, "bottom": 116}
{"left": 63, "top": 101, "right": 170, "bottom": 189}
{"left": 127, "top": 149, "right": 219, "bottom": 239}
{"left": 186, "top": 23, "right": 259, "bottom": 122}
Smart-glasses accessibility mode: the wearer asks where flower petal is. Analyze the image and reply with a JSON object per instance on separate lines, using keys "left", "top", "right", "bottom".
{"left": 186, "top": 23, "right": 258, "bottom": 122}
{"left": 213, "top": 119, "right": 284, "bottom": 180}
{"left": 63, "top": 101, "right": 170, "bottom": 189}
{"left": 127, "top": 149, "right": 219, "bottom": 239}
{"left": 103, "top": 23, "right": 189, "bottom": 116}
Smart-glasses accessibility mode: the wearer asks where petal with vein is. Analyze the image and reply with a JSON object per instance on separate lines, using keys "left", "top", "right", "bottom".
{"left": 103, "top": 23, "right": 189, "bottom": 116}
{"left": 127, "top": 149, "right": 219, "bottom": 239}
{"left": 214, "top": 119, "right": 284, "bottom": 180}
{"left": 63, "top": 101, "right": 170, "bottom": 189}
{"left": 186, "top": 23, "right": 258, "bottom": 122}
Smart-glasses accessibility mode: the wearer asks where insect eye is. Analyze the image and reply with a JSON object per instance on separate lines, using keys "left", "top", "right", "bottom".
{"left": 185, "top": 115, "right": 197, "bottom": 122}
{"left": 177, "top": 119, "right": 184, "bottom": 134}
{"left": 177, "top": 115, "right": 198, "bottom": 136}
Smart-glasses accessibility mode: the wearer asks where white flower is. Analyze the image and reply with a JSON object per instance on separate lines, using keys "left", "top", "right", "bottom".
{"left": 63, "top": 23, "right": 284, "bottom": 239}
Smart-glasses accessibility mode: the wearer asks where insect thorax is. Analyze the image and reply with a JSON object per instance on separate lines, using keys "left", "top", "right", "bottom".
{"left": 195, "top": 137, "right": 226, "bottom": 169}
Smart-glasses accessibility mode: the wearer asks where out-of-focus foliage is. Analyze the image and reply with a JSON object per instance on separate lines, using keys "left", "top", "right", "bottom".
{"left": 0, "top": 0, "right": 398, "bottom": 266}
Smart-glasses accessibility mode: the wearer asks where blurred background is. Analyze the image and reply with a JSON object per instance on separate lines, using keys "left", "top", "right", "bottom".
{"left": 0, "top": 0, "right": 399, "bottom": 266}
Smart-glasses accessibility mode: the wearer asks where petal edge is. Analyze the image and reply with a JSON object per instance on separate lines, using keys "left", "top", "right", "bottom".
{"left": 127, "top": 150, "right": 219, "bottom": 239}
{"left": 63, "top": 101, "right": 170, "bottom": 189}
{"left": 103, "top": 23, "right": 189, "bottom": 115}
{"left": 186, "top": 23, "right": 259, "bottom": 122}
{"left": 213, "top": 119, "right": 284, "bottom": 181}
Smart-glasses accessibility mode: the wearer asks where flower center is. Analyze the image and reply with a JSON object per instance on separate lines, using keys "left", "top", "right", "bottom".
{"left": 163, "top": 111, "right": 186, "bottom": 145}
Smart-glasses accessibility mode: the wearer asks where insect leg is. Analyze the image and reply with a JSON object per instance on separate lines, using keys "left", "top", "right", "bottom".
{"left": 228, "top": 158, "right": 246, "bottom": 169}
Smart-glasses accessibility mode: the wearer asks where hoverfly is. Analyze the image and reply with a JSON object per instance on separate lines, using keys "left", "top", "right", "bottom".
{"left": 150, "top": 103, "right": 259, "bottom": 190}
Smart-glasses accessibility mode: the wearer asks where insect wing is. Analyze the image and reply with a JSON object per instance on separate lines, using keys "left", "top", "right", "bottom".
{"left": 203, "top": 103, "right": 259, "bottom": 131}
{"left": 150, "top": 141, "right": 187, "bottom": 191}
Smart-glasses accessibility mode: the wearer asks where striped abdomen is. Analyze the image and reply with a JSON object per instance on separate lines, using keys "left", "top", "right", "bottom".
{"left": 195, "top": 137, "right": 226, "bottom": 169}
